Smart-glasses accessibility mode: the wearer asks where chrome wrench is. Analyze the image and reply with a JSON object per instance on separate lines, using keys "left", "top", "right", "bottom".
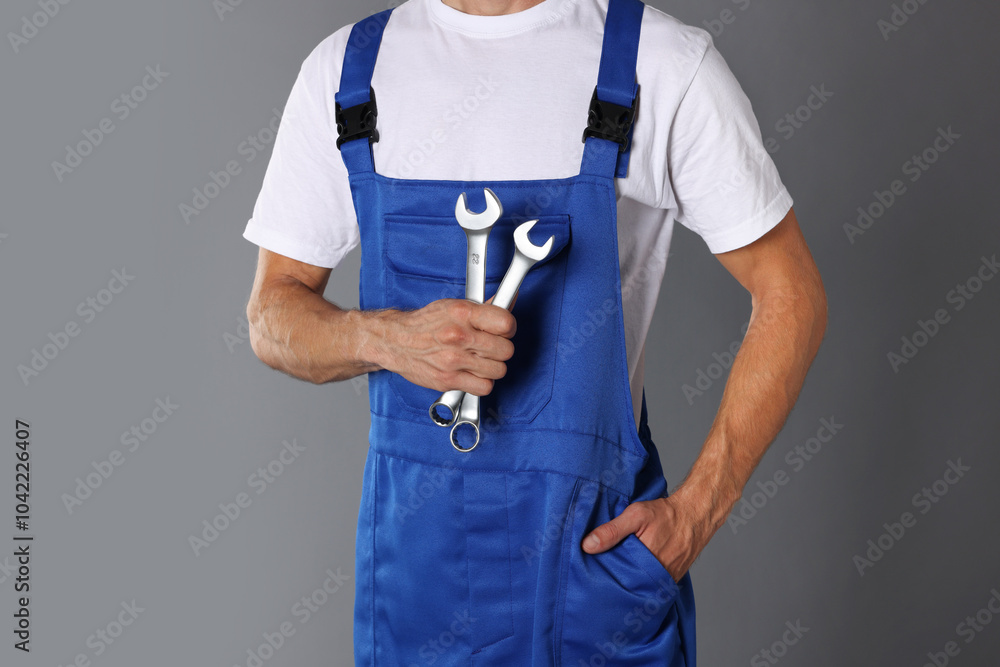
{"left": 447, "top": 219, "right": 555, "bottom": 451}
{"left": 429, "top": 188, "right": 502, "bottom": 446}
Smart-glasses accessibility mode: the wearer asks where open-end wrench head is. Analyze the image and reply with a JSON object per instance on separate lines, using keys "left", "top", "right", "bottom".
{"left": 455, "top": 188, "right": 503, "bottom": 231}
{"left": 513, "top": 219, "right": 554, "bottom": 262}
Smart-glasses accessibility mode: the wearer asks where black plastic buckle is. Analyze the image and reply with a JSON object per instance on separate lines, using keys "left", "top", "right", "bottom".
{"left": 335, "top": 87, "right": 379, "bottom": 149}
{"left": 581, "top": 86, "right": 639, "bottom": 153}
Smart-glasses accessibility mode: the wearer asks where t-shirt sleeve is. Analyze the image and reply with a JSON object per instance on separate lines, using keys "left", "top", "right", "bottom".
{"left": 242, "top": 32, "right": 360, "bottom": 269}
{"left": 666, "top": 43, "right": 793, "bottom": 254}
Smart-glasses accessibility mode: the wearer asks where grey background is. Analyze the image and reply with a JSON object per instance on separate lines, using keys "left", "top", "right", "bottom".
{"left": 2, "top": 0, "right": 998, "bottom": 665}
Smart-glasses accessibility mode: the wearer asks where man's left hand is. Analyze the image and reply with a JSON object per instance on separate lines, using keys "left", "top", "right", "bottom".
{"left": 580, "top": 484, "right": 725, "bottom": 582}
{"left": 581, "top": 209, "right": 827, "bottom": 584}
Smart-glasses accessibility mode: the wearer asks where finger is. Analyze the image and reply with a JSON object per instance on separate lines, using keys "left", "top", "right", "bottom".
{"left": 582, "top": 504, "right": 647, "bottom": 554}
{"left": 469, "top": 303, "right": 517, "bottom": 338}
{"left": 463, "top": 355, "right": 507, "bottom": 382}
{"left": 470, "top": 330, "right": 515, "bottom": 362}
{"left": 445, "top": 329, "right": 510, "bottom": 374}
{"left": 449, "top": 371, "right": 494, "bottom": 397}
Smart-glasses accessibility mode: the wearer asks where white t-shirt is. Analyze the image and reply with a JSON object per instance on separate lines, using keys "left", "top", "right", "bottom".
{"left": 243, "top": 0, "right": 793, "bottom": 424}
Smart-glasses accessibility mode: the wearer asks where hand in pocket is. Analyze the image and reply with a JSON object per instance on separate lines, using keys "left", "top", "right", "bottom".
{"left": 581, "top": 491, "right": 717, "bottom": 583}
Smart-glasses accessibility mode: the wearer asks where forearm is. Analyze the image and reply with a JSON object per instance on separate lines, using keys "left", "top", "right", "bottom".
{"left": 246, "top": 276, "right": 390, "bottom": 384}
{"left": 676, "top": 286, "right": 828, "bottom": 529}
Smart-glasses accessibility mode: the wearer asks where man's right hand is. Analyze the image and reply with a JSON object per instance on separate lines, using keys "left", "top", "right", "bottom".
{"left": 375, "top": 299, "right": 517, "bottom": 397}
{"left": 246, "top": 248, "right": 517, "bottom": 389}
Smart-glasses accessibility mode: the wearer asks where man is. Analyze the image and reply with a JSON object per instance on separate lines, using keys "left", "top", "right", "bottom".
{"left": 243, "top": 0, "right": 827, "bottom": 664}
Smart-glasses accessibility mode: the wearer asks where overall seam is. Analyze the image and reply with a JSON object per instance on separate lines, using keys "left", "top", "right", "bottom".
{"left": 371, "top": 449, "right": 639, "bottom": 506}
{"left": 348, "top": 172, "right": 614, "bottom": 191}
{"left": 470, "top": 474, "right": 516, "bottom": 653}
{"left": 369, "top": 411, "right": 648, "bottom": 460}
{"left": 370, "top": 452, "right": 378, "bottom": 667}
{"left": 554, "top": 479, "right": 584, "bottom": 665}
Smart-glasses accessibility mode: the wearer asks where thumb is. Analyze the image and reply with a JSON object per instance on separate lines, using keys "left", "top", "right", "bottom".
{"left": 582, "top": 507, "right": 644, "bottom": 555}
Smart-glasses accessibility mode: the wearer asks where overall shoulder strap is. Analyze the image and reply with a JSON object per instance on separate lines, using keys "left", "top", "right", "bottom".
{"left": 580, "top": 0, "right": 645, "bottom": 179}
{"left": 335, "top": 8, "right": 394, "bottom": 176}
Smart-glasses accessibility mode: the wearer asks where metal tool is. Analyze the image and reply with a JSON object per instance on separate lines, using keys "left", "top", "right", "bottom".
{"left": 429, "top": 189, "right": 502, "bottom": 448}
{"left": 447, "top": 219, "right": 555, "bottom": 452}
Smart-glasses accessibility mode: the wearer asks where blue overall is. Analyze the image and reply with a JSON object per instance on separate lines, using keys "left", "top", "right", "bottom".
{"left": 336, "top": 0, "right": 696, "bottom": 664}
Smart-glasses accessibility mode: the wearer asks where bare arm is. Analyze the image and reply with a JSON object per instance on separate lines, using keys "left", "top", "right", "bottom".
{"left": 583, "top": 207, "right": 828, "bottom": 579}
{"left": 245, "top": 248, "right": 516, "bottom": 393}
{"left": 676, "top": 207, "right": 827, "bottom": 527}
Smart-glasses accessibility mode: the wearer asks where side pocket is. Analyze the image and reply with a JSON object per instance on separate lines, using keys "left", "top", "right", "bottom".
{"left": 557, "top": 480, "right": 682, "bottom": 666}
{"left": 382, "top": 214, "right": 570, "bottom": 425}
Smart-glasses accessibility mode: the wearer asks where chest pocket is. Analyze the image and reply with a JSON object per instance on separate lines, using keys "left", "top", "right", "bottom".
{"left": 381, "top": 213, "right": 570, "bottom": 427}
